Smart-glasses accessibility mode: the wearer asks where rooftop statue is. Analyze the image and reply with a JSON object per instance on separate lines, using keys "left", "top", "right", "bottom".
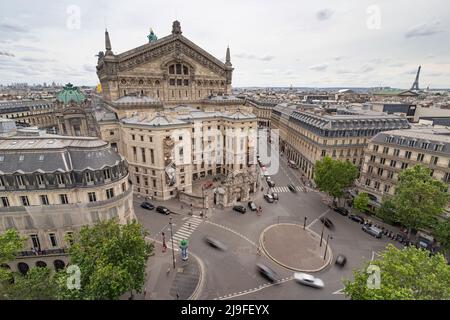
{"left": 147, "top": 28, "right": 158, "bottom": 43}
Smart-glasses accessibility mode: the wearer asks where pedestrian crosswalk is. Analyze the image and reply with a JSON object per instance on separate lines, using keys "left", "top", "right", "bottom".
{"left": 270, "top": 185, "right": 304, "bottom": 193}
{"left": 166, "top": 217, "right": 203, "bottom": 249}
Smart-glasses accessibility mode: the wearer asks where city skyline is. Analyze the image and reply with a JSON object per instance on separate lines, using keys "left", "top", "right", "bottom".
{"left": 0, "top": 0, "right": 449, "bottom": 88}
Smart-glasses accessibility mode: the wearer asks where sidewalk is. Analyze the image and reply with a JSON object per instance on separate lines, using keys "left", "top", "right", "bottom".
{"left": 126, "top": 245, "right": 202, "bottom": 300}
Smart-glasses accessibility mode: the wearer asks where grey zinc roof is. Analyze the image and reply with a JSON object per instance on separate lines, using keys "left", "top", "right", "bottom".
{"left": 113, "top": 95, "right": 161, "bottom": 104}
{"left": 371, "top": 127, "right": 450, "bottom": 155}
{"left": 290, "top": 111, "right": 410, "bottom": 131}
{"left": 0, "top": 135, "right": 123, "bottom": 174}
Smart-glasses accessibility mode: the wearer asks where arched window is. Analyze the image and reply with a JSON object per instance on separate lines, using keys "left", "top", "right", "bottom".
{"left": 53, "top": 260, "right": 65, "bottom": 271}
{"left": 36, "top": 261, "right": 47, "bottom": 268}
{"left": 17, "top": 262, "right": 29, "bottom": 275}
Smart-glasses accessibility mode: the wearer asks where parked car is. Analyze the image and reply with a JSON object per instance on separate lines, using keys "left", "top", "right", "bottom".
{"left": 362, "top": 225, "right": 383, "bottom": 238}
{"left": 271, "top": 192, "right": 279, "bottom": 201}
{"left": 288, "top": 184, "right": 297, "bottom": 193}
{"left": 233, "top": 205, "right": 246, "bottom": 214}
{"left": 294, "top": 272, "right": 324, "bottom": 288}
{"left": 264, "top": 194, "right": 274, "bottom": 203}
{"left": 335, "top": 254, "right": 347, "bottom": 267}
{"left": 267, "top": 179, "right": 275, "bottom": 187}
{"left": 349, "top": 214, "right": 364, "bottom": 224}
{"left": 320, "top": 217, "right": 334, "bottom": 229}
{"left": 334, "top": 207, "right": 349, "bottom": 216}
{"left": 204, "top": 236, "right": 227, "bottom": 251}
{"left": 248, "top": 201, "right": 257, "bottom": 211}
{"left": 257, "top": 263, "right": 280, "bottom": 283}
{"left": 156, "top": 206, "right": 170, "bottom": 215}
{"left": 140, "top": 201, "right": 155, "bottom": 210}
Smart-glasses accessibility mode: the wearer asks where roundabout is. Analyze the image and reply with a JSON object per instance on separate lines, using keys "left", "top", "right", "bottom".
{"left": 260, "top": 223, "right": 332, "bottom": 272}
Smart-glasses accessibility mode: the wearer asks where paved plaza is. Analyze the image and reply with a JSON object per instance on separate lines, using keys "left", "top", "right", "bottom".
{"left": 261, "top": 223, "right": 331, "bottom": 272}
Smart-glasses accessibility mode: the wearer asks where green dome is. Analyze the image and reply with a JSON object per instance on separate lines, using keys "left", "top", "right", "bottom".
{"left": 57, "top": 83, "right": 86, "bottom": 105}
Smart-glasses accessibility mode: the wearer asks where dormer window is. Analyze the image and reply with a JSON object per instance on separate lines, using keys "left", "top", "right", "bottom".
{"left": 56, "top": 174, "right": 65, "bottom": 185}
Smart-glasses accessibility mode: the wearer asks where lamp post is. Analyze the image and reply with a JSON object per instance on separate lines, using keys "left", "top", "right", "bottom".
{"left": 169, "top": 217, "right": 176, "bottom": 269}
{"left": 320, "top": 221, "right": 325, "bottom": 247}
{"left": 323, "top": 234, "right": 333, "bottom": 261}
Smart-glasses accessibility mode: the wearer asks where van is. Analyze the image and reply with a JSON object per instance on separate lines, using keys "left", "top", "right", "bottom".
{"left": 362, "top": 225, "right": 382, "bottom": 238}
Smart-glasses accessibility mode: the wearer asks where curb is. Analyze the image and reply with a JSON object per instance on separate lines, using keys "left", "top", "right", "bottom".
{"left": 187, "top": 251, "right": 205, "bottom": 300}
{"left": 259, "top": 223, "right": 332, "bottom": 273}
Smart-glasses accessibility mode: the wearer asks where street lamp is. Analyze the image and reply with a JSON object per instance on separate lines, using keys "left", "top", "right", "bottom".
{"left": 323, "top": 234, "right": 333, "bottom": 261}
{"left": 169, "top": 217, "right": 176, "bottom": 269}
{"left": 320, "top": 221, "right": 325, "bottom": 247}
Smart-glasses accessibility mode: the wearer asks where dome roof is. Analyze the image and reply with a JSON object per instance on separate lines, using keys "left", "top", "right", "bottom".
{"left": 57, "top": 83, "right": 86, "bottom": 105}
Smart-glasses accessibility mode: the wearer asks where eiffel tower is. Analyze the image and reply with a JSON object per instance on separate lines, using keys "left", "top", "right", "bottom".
{"left": 410, "top": 65, "right": 421, "bottom": 91}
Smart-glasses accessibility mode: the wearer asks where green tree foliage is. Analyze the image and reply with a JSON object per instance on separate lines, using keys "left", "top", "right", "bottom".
{"left": 57, "top": 219, "right": 153, "bottom": 300}
{"left": 343, "top": 244, "right": 450, "bottom": 300}
{"left": 376, "top": 197, "right": 398, "bottom": 225}
{"left": 0, "top": 229, "right": 25, "bottom": 283}
{"left": 354, "top": 192, "right": 369, "bottom": 213}
{"left": 383, "top": 165, "right": 450, "bottom": 237}
{"left": 2, "top": 267, "right": 57, "bottom": 300}
{"left": 433, "top": 219, "right": 450, "bottom": 253}
{"left": 314, "top": 156, "right": 359, "bottom": 200}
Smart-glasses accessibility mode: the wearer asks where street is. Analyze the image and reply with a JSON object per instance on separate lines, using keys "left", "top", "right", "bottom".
{"left": 134, "top": 152, "right": 401, "bottom": 300}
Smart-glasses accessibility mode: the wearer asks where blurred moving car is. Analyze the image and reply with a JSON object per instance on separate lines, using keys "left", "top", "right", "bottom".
{"left": 349, "top": 214, "right": 364, "bottom": 224}
{"left": 204, "top": 236, "right": 227, "bottom": 251}
{"left": 362, "top": 225, "right": 382, "bottom": 238}
{"left": 267, "top": 179, "right": 275, "bottom": 187}
{"left": 233, "top": 205, "right": 246, "bottom": 214}
{"left": 257, "top": 263, "right": 280, "bottom": 283}
{"left": 320, "top": 217, "right": 334, "bottom": 229}
{"left": 288, "top": 184, "right": 297, "bottom": 193}
{"left": 271, "top": 192, "right": 279, "bottom": 201}
{"left": 264, "top": 194, "right": 274, "bottom": 203}
{"left": 335, "top": 254, "right": 347, "bottom": 267}
{"left": 140, "top": 202, "right": 155, "bottom": 210}
{"left": 333, "top": 207, "right": 349, "bottom": 216}
{"left": 294, "top": 272, "right": 324, "bottom": 288}
{"left": 248, "top": 201, "right": 257, "bottom": 211}
{"left": 156, "top": 206, "right": 170, "bottom": 215}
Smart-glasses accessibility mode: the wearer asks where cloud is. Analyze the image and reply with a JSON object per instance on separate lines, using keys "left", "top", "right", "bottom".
{"left": 20, "top": 56, "right": 55, "bottom": 63}
{"left": 405, "top": 21, "right": 442, "bottom": 38}
{"left": 0, "top": 51, "right": 15, "bottom": 57}
{"left": 309, "top": 63, "right": 328, "bottom": 71}
{"left": 0, "top": 22, "right": 29, "bottom": 34}
{"left": 336, "top": 69, "right": 352, "bottom": 74}
{"left": 234, "top": 52, "right": 275, "bottom": 61}
{"left": 316, "top": 9, "right": 334, "bottom": 21}
{"left": 83, "top": 64, "right": 96, "bottom": 73}
{"left": 361, "top": 65, "right": 374, "bottom": 73}
{"left": 334, "top": 56, "right": 348, "bottom": 61}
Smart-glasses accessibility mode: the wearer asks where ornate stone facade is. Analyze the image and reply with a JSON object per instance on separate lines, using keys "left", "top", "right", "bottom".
{"left": 96, "top": 21, "right": 233, "bottom": 105}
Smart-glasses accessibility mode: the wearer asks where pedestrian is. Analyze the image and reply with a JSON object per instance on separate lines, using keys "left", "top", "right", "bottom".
{"left": 143, "top": 288, "right": 147, "bottom": 299}
{"left": 181, "top": 204, "right": 184, "bottom": 210}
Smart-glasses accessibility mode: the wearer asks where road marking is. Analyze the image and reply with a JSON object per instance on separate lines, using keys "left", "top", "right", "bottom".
{"left": 205, "top": 221, "right": 257, "bottom": 247}
{"left": 165, "top": 217, "right": 204, "bottom": 249}
{"left": 216, "top": 276, "right": 295, "bottom": 300}
{"left": 332, "top": 288, "right": 345, "bottom": 295}
{"left": 306, "top": 209, "right": 330, "bottom": 228}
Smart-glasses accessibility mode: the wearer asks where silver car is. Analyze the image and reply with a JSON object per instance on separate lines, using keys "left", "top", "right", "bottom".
{"left": 294, "top": 272, "right": 324, "bottom": 289}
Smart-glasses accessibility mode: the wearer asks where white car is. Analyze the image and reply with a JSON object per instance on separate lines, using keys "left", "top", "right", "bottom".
{"left": 294, "top": 272, "right": 324, "bottom": 289}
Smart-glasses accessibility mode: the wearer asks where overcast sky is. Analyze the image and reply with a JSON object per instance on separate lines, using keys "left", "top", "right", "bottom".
{"left": 0, "top": 0, "right": 449, "bottom": 88}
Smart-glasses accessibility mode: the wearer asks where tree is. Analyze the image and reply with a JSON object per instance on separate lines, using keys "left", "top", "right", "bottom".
{"left": 433, "top": 218, "right": 450, "bottom": 254}
{"left": 343, "top": 244, "right": 450, "bottom": 300}
{"left": 0, "top": 229, "right": 25, "bottom": 283}
{"left": 384, "top": 165, "right": 450, "bottom": 238}
{"left": 57, "top": 219, "right": 153, "bottom": 300}
{"left": 2, "top": 267, "right": 57, "bottom": 300}
{"left": 376, "top": 197, "right": 398, "bottom": 225}
{"left": 314, "top": 156, "right": 358, "bottom": 203}
{"left": 354, "top": 192, "right": 369, "bottom": 213}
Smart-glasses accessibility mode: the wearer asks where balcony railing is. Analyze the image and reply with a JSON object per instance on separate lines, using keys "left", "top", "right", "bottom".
{"left": 17, "top": 248, "right": 67, "bottom": 257}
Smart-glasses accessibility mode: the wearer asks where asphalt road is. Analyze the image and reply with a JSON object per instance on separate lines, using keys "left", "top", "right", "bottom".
{"left": 134, "top": 149, "right": 402, "bottom": 300}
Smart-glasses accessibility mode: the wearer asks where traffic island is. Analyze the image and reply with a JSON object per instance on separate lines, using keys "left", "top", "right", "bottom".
{"left": 260, "top": 223, "right": 332, "bottom": 272}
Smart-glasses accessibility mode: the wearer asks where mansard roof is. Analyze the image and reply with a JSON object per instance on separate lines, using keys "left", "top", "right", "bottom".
{"left": 0, "top": 135, "right": 124, "bottom": 174}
